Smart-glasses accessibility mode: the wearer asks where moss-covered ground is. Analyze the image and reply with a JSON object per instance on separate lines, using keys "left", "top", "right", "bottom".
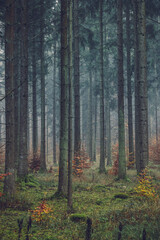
{"left": 0, "top": 165, "right": 160, "bottom": 240}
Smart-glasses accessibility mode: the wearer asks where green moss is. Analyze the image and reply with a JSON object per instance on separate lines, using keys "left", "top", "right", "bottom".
{"left": 93, "top": 185, "right": 106, "bottom": 192}
{"left": 70, "top": 213, "right": 87, "bottom": 222}
{"left": 113, "top": 193, "right": 129, "bottom": 199}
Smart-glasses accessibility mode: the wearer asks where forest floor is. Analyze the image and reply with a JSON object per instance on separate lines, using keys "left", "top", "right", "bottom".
{"left": 0, "top": 160, "right": 160, "bottom": 240}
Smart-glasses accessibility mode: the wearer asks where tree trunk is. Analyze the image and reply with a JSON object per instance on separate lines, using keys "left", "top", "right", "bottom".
{"left": 104, "top": 26, "right": 112, "bottom": 166}
{"left": 133, "top": 0, "right": 140, "bottom": 172}
{"left": 117, "top": 0, "right": 126, "bottom": 179}
{"left": 93, "top": 70, "right": 98, "bottom": 162}
{"left": 106, "top": 100, "right": 112, "bottom": 166}
{"left": 68, "top": 0, "right": 73, "bottom": 211}
{"left": 58, "top": 0, "right": 68, "bottom": 196}
{"left": 4, "top": 0, "right": 15, "bottom": 197}
{"left": 14, "top": 0, "right": 20, "bottom": 169}
{"left": 18, "top": 0, "right": 28, "bottom": 178}
{"left": 134, "top": 0, "right": 148, "bottom": 173}
{"left": 154, "top": 61, "right": 158, "bottom": 145}
{"left": 53, "top": 45, "right": 57, "bottom": 165}
{"left": 99, "top": 0, "right": 105, "bottom": 173}
{"left": 73, "top": 0, "right": 81, "bottom": 154}
{"left": 88, "top": 68, "right": 93, "bottom": 161}
{"left": 126, "top": 2, "right": 134, "bottom": 168}
{"left": 32, "top": 6, "right": 38, "bottom": 157}
{"left": 40, "top": 0, "right": 46, "bottom": 171}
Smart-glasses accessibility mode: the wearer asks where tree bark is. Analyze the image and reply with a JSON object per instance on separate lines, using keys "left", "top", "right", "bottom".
{"left": 4, "top": 0, "right": 16, "bottom": 197}
{"left": 133, "top": 0, "right": 140, "bottom": 172}
{"left": 117, "top": 0, "right": 126, "bottom": 179}
{"left": 88, "top": 67, "right": 93, "bottom": 161}
{"left": 104, "top": 26, "right": 112, "bottom": 166}
{"left": 58, "top": 0, "right": 68, "bottom": 196}
{"left": 32, "top": 5, "right": 38, "bottom": 158}
{"left": 40, "top": 0, "right": 47, "bottom": 171}
{"left": 99, "top": 0, "right": 105, "bottom": 173}
{"left": 18, "top": 0, "right": 28, "bottom": 178}
{"left": 14, "top": 0, "right": 20, "bottom": 169}
{"left": 93, "top": 70, "right": 98, "bottom": 162}
{"left": 134, "top": 0, "right": 148, "bottom": 173}
{"left": 154, "top": 61, "right": 158, "bottom": 145}
{"left": 73, "top": 0, "right": 81, "bottom": 154}
{"left": 68, "top": 0, "right": 73, "bottom": 211}
{"left": 126, "top": 1, "right": 134, "bottom": 168}
{"left": 53, "top": 45, "right": 57, "bottom": 165}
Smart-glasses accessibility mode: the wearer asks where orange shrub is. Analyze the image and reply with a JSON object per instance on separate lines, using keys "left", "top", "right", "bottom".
{"left": 73, "top": 145, "right": 91, "bottom": 177}
{"left": 30, "top": 200, "right": 53, "bottom": 224}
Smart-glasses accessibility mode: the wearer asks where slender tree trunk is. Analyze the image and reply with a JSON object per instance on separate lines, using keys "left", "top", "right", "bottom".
{"left": 68, "top": 0, "right": 73, "bottom": 211}
{"left": 106, "top": 100, "right": 112, "bottom": 166}
{"left": 134, "top": 0, "right": 148, "bottom": 173}
{"left": 154, "top": 61, "right": 158, "bottom": 145}
{"left": 81, "top": 85, "right": 87, "bottom": 144}
{"left": 40, "top": 0, "right": 46, "bottom": 171}
{"left": 104, "top": 27, "right": 112, "bottom": 166}
{"left": 93, "top": 83, "right": 97, "bottom": 162}
{"left": 4, "top": 0, "right": 15, "bottom": 197}
{"left": 99, "top": 0, "right": 105, "bottom": 173}
{"left": 58, "top": 0, "right": 68, "bottom": 196}
{"left": 126, "top": 2, "right": 134, "bottom": 168}
{"left": 117, "top": 0, "right": 126, "bottom": 179}
{"left": 32, "top": 7, "right": 38, "bottom": 157}
{"left": 133, "top": 0, "right": 140, "bottom": 172}
{"left": 18, "top": 0, "right": 28, "bottom": 178}
{"left": 53, "top": 45, "right": 57, "bottom": 165}
{"left": 93, "top": 70, "right": 98, "bottom": 162}
{"left": 73, "top": 0, "right": 81, "bottom": 154}
{"left": 88, "top": 67, "right": 93, "bottom": 161}
{"left": 148, "top": 104, "right": 152, "bottom": 140}
{"left": 14, "top": 0, "right": 20, "bottom": 168}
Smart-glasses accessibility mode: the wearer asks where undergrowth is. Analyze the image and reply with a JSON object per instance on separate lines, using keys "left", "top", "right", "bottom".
{"left": 0, "top": 166, "right": 160, "bottom": 239}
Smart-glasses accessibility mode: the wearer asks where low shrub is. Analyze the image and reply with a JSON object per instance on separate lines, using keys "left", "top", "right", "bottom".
{"left": 134, "top": 168, "right": 158, "bottom": 200}
{"left": 29, "top": 200, "right": 53, "bottom": 224}
{"left": 73, "top": 145, "right": 91, "bottom": 177}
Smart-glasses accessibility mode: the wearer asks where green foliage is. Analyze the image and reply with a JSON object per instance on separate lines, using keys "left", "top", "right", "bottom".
{"left": 17, "top": 174, "right": 40, "bottom": 190}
